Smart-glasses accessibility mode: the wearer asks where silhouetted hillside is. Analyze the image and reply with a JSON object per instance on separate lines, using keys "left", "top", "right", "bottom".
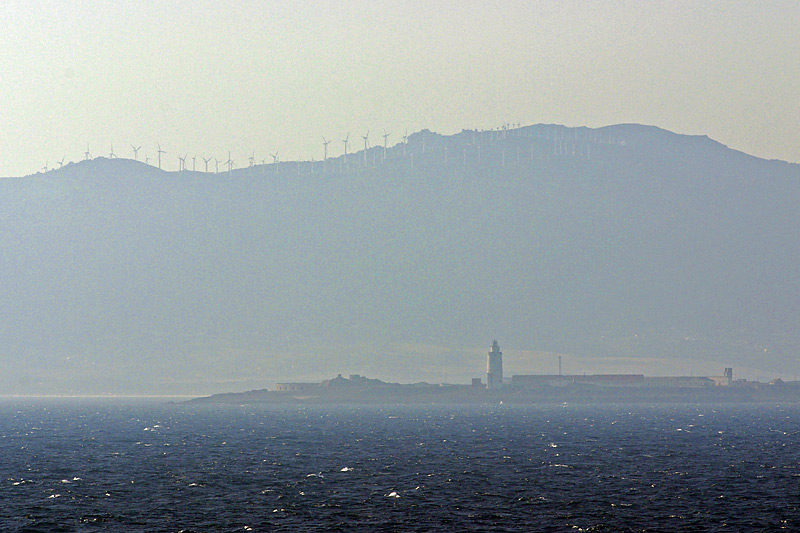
{"left": 2, "top": 124, "right": 798, "bottom": 394}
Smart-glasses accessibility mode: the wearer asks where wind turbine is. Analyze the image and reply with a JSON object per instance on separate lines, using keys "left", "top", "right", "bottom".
{"left": 271, "top": 151, "right": 279, "bottom": 164}
{"left": 322, "top": 137, "right": 331, "bottom": 161}
{"left": 342, "top": 133, "right": 349, "bottom": 156}
{"left": 401, "top": 130, "right": 408, "bottom": 157}
{"left": 178, "top": 153, "right": 187, "bottom": 171}
{"left": 226, "top": 151, "right": 234, "bottom": 174}
{"left": 131, "top": 145, "right": 141, "bottom": 161}
{"left": 214, "top": 157, "right": 219, "bottom": 173}
{"left": 382, "top": 130, "right": 390, "bottom": 160}
{"left": 84, "top": 143, "right": 91, "bottom": 160}
{"left": 249, "top": 151, "right": 255, "bottom": 167}
{"left": 41, "top": 161, "right": 48, "bottom": 173}
{"left": 109, "top": 143, "right": 116, "bottom": 158}
{"left": 157, "top": 143, "right": 166, "bottom": 170}
{"left": 57, "top": 156, "right": 65, "bottom": 168}
{"left": 321, "top": 137, "right": 331, "bottom": 173}
{"left": 192, "top": 156, "right": 196, "bottom": 171}
{"left": 362, "top": 130, "right": 369, "bottom": 165}
{"left": 202, "top": 156, "right": 211, "bottom": 173}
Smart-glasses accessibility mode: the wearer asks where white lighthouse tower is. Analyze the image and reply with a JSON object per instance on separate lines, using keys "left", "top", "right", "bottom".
{"left": 486, "top": 340, "right": 503, "bottom": 389}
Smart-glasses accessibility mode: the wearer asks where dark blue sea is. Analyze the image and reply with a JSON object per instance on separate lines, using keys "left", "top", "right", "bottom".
{"left": 2, "top": 401, "right": 799, "bottom": 532}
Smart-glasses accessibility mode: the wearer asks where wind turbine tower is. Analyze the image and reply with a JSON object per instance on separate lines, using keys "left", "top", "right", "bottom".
{"left": 84, "top": 144, "right": 91, "bottom": 161}
{"left": 157, "top": 143, "right": 166, "bottom": 170}
{"left": 322, "top": 137, "right": 331, "bottom": 160}
{"left": 269, "top": 151, "right": 277, "bottom": 174}
{"left": 342, "top": 133, "right": 350, "bottom": 171}
{"left": 322, "top": 137, "right": 331, "bottom": 173}
{"left": 362, "top": 130, "right": 369, "bottom": 165}
{"left": 382, "top": 130, "right": 390, "bottom": 161}
{"left": 131, "top": 145, "right": 141, "bottom": 161}
{"left": 109, "top": 144, "right": 116, "bottom": 158}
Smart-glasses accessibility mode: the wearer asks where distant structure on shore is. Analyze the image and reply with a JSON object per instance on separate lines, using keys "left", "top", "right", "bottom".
{"left": 265, "top": 340, "right": 793, "bottom": 400}
{"left": 187, "top": 339, "right": 800, "bottom": 405}
{"left": 486, "top": 340, "right": 503, "bottom": 389}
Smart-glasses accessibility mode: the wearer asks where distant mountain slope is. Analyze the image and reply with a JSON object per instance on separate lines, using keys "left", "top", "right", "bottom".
{"left": 1, "top": 124, "right": 798, "bottom": 394}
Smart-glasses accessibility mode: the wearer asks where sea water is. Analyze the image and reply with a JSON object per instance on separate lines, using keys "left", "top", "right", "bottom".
{"left": 1, "top": 400, "right": 799, "bottom": 531}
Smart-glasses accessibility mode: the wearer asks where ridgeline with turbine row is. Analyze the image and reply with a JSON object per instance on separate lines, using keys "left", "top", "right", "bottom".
{"left": 2, "top": 123, "right": 799, "bottom": 396}
{"left": 25, "top": 123, "right": 600, "bottom": 178}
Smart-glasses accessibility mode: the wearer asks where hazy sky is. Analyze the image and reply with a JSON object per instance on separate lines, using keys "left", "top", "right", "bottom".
{"left": 2, "top": 1, "right": 799, "bottom": 177}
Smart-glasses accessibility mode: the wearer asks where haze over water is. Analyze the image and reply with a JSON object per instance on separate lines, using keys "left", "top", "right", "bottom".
{"left": 4, "top": 4, "right": 800, "bottom": 531}
{"left": 4, "top": 3, "right": 799, "bottom": 395}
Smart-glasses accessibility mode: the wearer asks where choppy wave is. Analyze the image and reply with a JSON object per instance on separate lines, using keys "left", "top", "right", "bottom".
{"left": 1, "top": 401, "right": 799, "bottom": 531}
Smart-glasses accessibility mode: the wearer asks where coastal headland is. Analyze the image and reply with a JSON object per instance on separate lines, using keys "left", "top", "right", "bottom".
{"left": 189, "top": 342, "right": 800, "bottom": 405}
{"left": 189, "top": 372, "right": 800, "bottom": 406}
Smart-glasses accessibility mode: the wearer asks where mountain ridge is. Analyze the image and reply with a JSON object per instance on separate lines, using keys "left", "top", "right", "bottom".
{"left": 11, "top": 123, "right": 798, "bottom": 182}
{"left": 2, "top": 123, "right": 798, "bottom": 395}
